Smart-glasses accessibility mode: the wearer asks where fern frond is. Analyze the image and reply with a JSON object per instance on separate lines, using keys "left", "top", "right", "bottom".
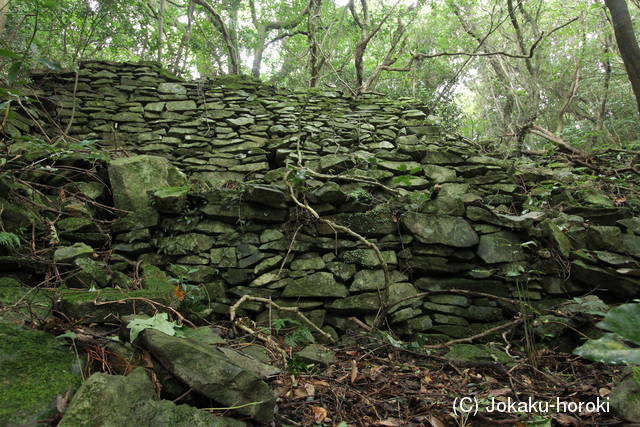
{"left": 0, "top": 232, "right": 20, "bottom": 249}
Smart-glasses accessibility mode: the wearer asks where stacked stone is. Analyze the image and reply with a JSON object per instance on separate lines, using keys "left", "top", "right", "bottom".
{"left": 7, "top": 61, "right": 639, "bottom": 340}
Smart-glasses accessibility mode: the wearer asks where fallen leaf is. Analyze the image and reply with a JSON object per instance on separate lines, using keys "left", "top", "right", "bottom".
{"left": 59, "top": 189, "right": 66, "bottom": 201}
{"left": 552, "top": 413, "right": 579, "bottom": 426}
{"left": 377, "top": 418, "right": 401, "bottom": 426}
{"left": 304, "top": 383, "right": 316, "bottom": 397}
{"left": 293, "top": 387, "right": 308, "bottom": 399}
{"left": 311, "top": 379, "right": 330, "bottom": 388}
{"left": 312, "top": 406, "right": 328, "bottom": 423}
{"left": 489, "top": 387, "right": 512, "bottom": 397}
{"left": 427, "top": 415, "right": 447, "bottom": 427}
{"left": 173, "top": 285, "right": 186, "bottom": 301}
{"left": 350, "top": 360, "right": 358, "bottom": 384}
{"left": 599, "top": 387, "right": 611, "bottom": 397}
{"left": 56, "top": 387, "right": 73, "bottom": 413}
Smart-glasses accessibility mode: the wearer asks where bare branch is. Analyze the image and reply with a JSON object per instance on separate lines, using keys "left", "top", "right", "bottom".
{"left": 415, "top": 16, "right": 578, "bottom": 61}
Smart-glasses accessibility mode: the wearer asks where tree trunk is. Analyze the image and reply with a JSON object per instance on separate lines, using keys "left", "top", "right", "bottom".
{"left": 308, "top": 0, "right": 322, "bottom": 87}
{"left": 605, "top": 0, "right": 640, "bottom": 115}
{"left": 193, "top": 0, "right": 240, "bottom": 74}
{"left": 158, "top": 0, "right": 165, "bottom": 63}
{"left": 0, "top": 0, "right": 8, "bottom": 36}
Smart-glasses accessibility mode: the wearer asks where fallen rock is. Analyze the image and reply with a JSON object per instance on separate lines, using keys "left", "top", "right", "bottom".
{"left": 60, "top": 368, "right": 244, "bottom": 426}
{"left": 140, "top": 329, "right": 276, "bottom": 423}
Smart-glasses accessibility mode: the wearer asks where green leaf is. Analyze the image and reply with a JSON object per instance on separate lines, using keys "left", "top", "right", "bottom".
{"left": 0, "top": 48, "right": 20, "bottom": 59}
{"left": 7, "top": 61, "right": 23, "bottom": 85}
{"left": 127, "top": 313, "right": 183, "bottom": 342}
{"left": 596, "top": 303, "right": 640, "bottom": 345}
{"left": 56, "top": 331, "right": 78, "bottom": 340}
{"left": 573, "top": 333, "right": 640, "bottom": 365}
{"left": 39, "top": 0, "right": 59, "bottom": 8}
{"left": 37, "top": 58, "right": 62, "bottom": 70}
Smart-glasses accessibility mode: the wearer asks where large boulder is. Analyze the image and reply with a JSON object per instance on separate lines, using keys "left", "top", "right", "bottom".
{"left": 108, "top": 155, "right": 187, "bottom": 213}
{"left": 139, "top": 329, "right": 276, "bottom": 423}
{"left": 401, "top": 212, "right": 479, "bottom": 248}
{"left": 60, "top": 368, "right": 243, "bottom": 426}
{"left": 0, "top": 322, "right": 81, "bottom": 425}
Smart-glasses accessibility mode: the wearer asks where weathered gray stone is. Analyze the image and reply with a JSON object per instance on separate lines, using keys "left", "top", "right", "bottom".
{"left": 108, "top": 155, "right": 187, "bottom": 212}
{"left": 328, "top": 292, "right": 381, "bottom": 311}
{"left": 477, "top": 231, "right": 525, "bottom": 264}
{"left": 140, "top": 330, "right": 275, "bottom": 423}
{"left": 54, "top": 242, "right": 94, "bottom": 263}
{"left": 401, "top": 212, "right": 479, "bottom": 248}
{"left": 60, "top": 368, "right": 243, "bottom": 426}
{"left": 282, "top": 272, "right": 347, "bottom": 298}
{"left": 165, "top": 100, "right": 197, "bottom": 111}
{"left": 296, "top": 344, "right": 336, "bottom": 366}
{"left": 158, "top": 82, "right": 187, "bottom": 94}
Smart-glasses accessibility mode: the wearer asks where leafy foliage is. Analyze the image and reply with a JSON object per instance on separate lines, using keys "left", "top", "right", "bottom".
{"left": 0, "top": 232, "right": 20, "bottom": 249}
{"left": 574, "top": 303, "right": 640, "bottom": 365}
{"left": 1, "top": 0, "right": 639, "bottom": 155}
{"left": 127, "top": 313, "right": 185, "bottom": 343}
{"left": 271, "top": 317, "right": 315, "bottom": 347}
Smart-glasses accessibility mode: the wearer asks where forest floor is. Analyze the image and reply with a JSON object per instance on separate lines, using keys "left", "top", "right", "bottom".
{"left": 198, "top": 326, "right": 625, "bottom": 427}
{"left": 272, "top": 340, "right": 622, "bottom": 426}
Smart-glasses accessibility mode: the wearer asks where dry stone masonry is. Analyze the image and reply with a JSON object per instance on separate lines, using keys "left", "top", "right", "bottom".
{"left": 5, "top": 61, "right": 640, "bottom": 340}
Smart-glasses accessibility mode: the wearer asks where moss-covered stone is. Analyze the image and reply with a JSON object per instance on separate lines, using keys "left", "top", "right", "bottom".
{"left": 60, "top": 368, "right": 243, "bottom": 426}
{"left": 108, "top": 155, "right": 187, "bottom": 212}
{"left": 282, "top": 272, "right": 347, "bottom": 298}
{"left": 0, "top": 322, "right": 81, "bottom": 425}
{"left": 401, "top": 213, "right": 479, "bottom": 248}
{"left": 53, "top": 242, "right": 94, "bottom": 263}
{"left": 477, "top": 231, "right": 525, "bottom": 264}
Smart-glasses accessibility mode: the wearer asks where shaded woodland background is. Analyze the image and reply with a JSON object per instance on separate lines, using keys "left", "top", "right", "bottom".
{"left": 1, "top": 0, "right": 640, "bottom": 151}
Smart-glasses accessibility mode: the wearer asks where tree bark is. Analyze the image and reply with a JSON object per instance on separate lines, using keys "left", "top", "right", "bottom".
{"left": 0, "top": 0, "right": 8, "bottom": 36}
{"left": 158, "top": 0, "right": 165, "bottom": 63}
{"left": 605, "top": 0, "right": 640, "bottom": 115}
{"left": 308, "top": 0, "right": 322, "bottom": 87}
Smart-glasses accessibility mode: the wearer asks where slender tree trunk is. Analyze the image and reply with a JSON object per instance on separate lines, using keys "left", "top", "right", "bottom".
{"left": 173, "top": 0, "right": 194, "bottom": 74}
{"left": 251, "top": 30, "right": 267, "bottom": 78}
{"left": 605, "top": 0, "right": 640, "bottom": 115}
{"left": 308, "top": 0, "right": 322, "bottom": 87}
{"left": 158, "top": 0, "right": 165, "bottom": 63}
{"left": 0, "top": 0, "right": 8, "bottom": 36}
{"left": 193, "top": 0, "right": 240, "bottom": 74}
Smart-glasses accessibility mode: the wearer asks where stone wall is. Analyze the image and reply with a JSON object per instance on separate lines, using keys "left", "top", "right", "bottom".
{"left": 5, "top": 61, "right": 640, "bottom": 339}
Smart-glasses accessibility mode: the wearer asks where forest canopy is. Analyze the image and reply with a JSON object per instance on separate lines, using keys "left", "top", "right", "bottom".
{"left": 1, "top": 0, "right": 639, "bottom": 150}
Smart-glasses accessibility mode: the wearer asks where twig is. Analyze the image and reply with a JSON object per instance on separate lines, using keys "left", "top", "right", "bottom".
{"left": 229, "top": 295, "right": 334, "bottom": 343}
{"left": 236, "top": 322, "right": 289, "bottom": 366}
{"left": 92, "top": 297, "right": 196, "bottom": 328}
{"left": 422, "top": 317, "right": 524, "bottom": 350}
{"left": 283, "top": 168, "right": 391, "bottom": 329}
{"left": 200, "top": 400, "right": 265, "bottom": 411}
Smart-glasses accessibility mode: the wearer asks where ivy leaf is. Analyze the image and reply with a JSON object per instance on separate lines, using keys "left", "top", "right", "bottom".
{"left": 596, "top": 303, "right": 640, "bottom": 346}
{"left": 127, "top": 313, "right": 184, "bottom": 342}
{"left": 574, "top": 333, "right": 640, "bottom": 365}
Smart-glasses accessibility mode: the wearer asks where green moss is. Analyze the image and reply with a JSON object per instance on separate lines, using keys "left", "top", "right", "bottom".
{"left": 57, "top": 288, "right": 176, "bottom": 322}
{"left": 0, "top": 323, "right": 81, "bottom": 424}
